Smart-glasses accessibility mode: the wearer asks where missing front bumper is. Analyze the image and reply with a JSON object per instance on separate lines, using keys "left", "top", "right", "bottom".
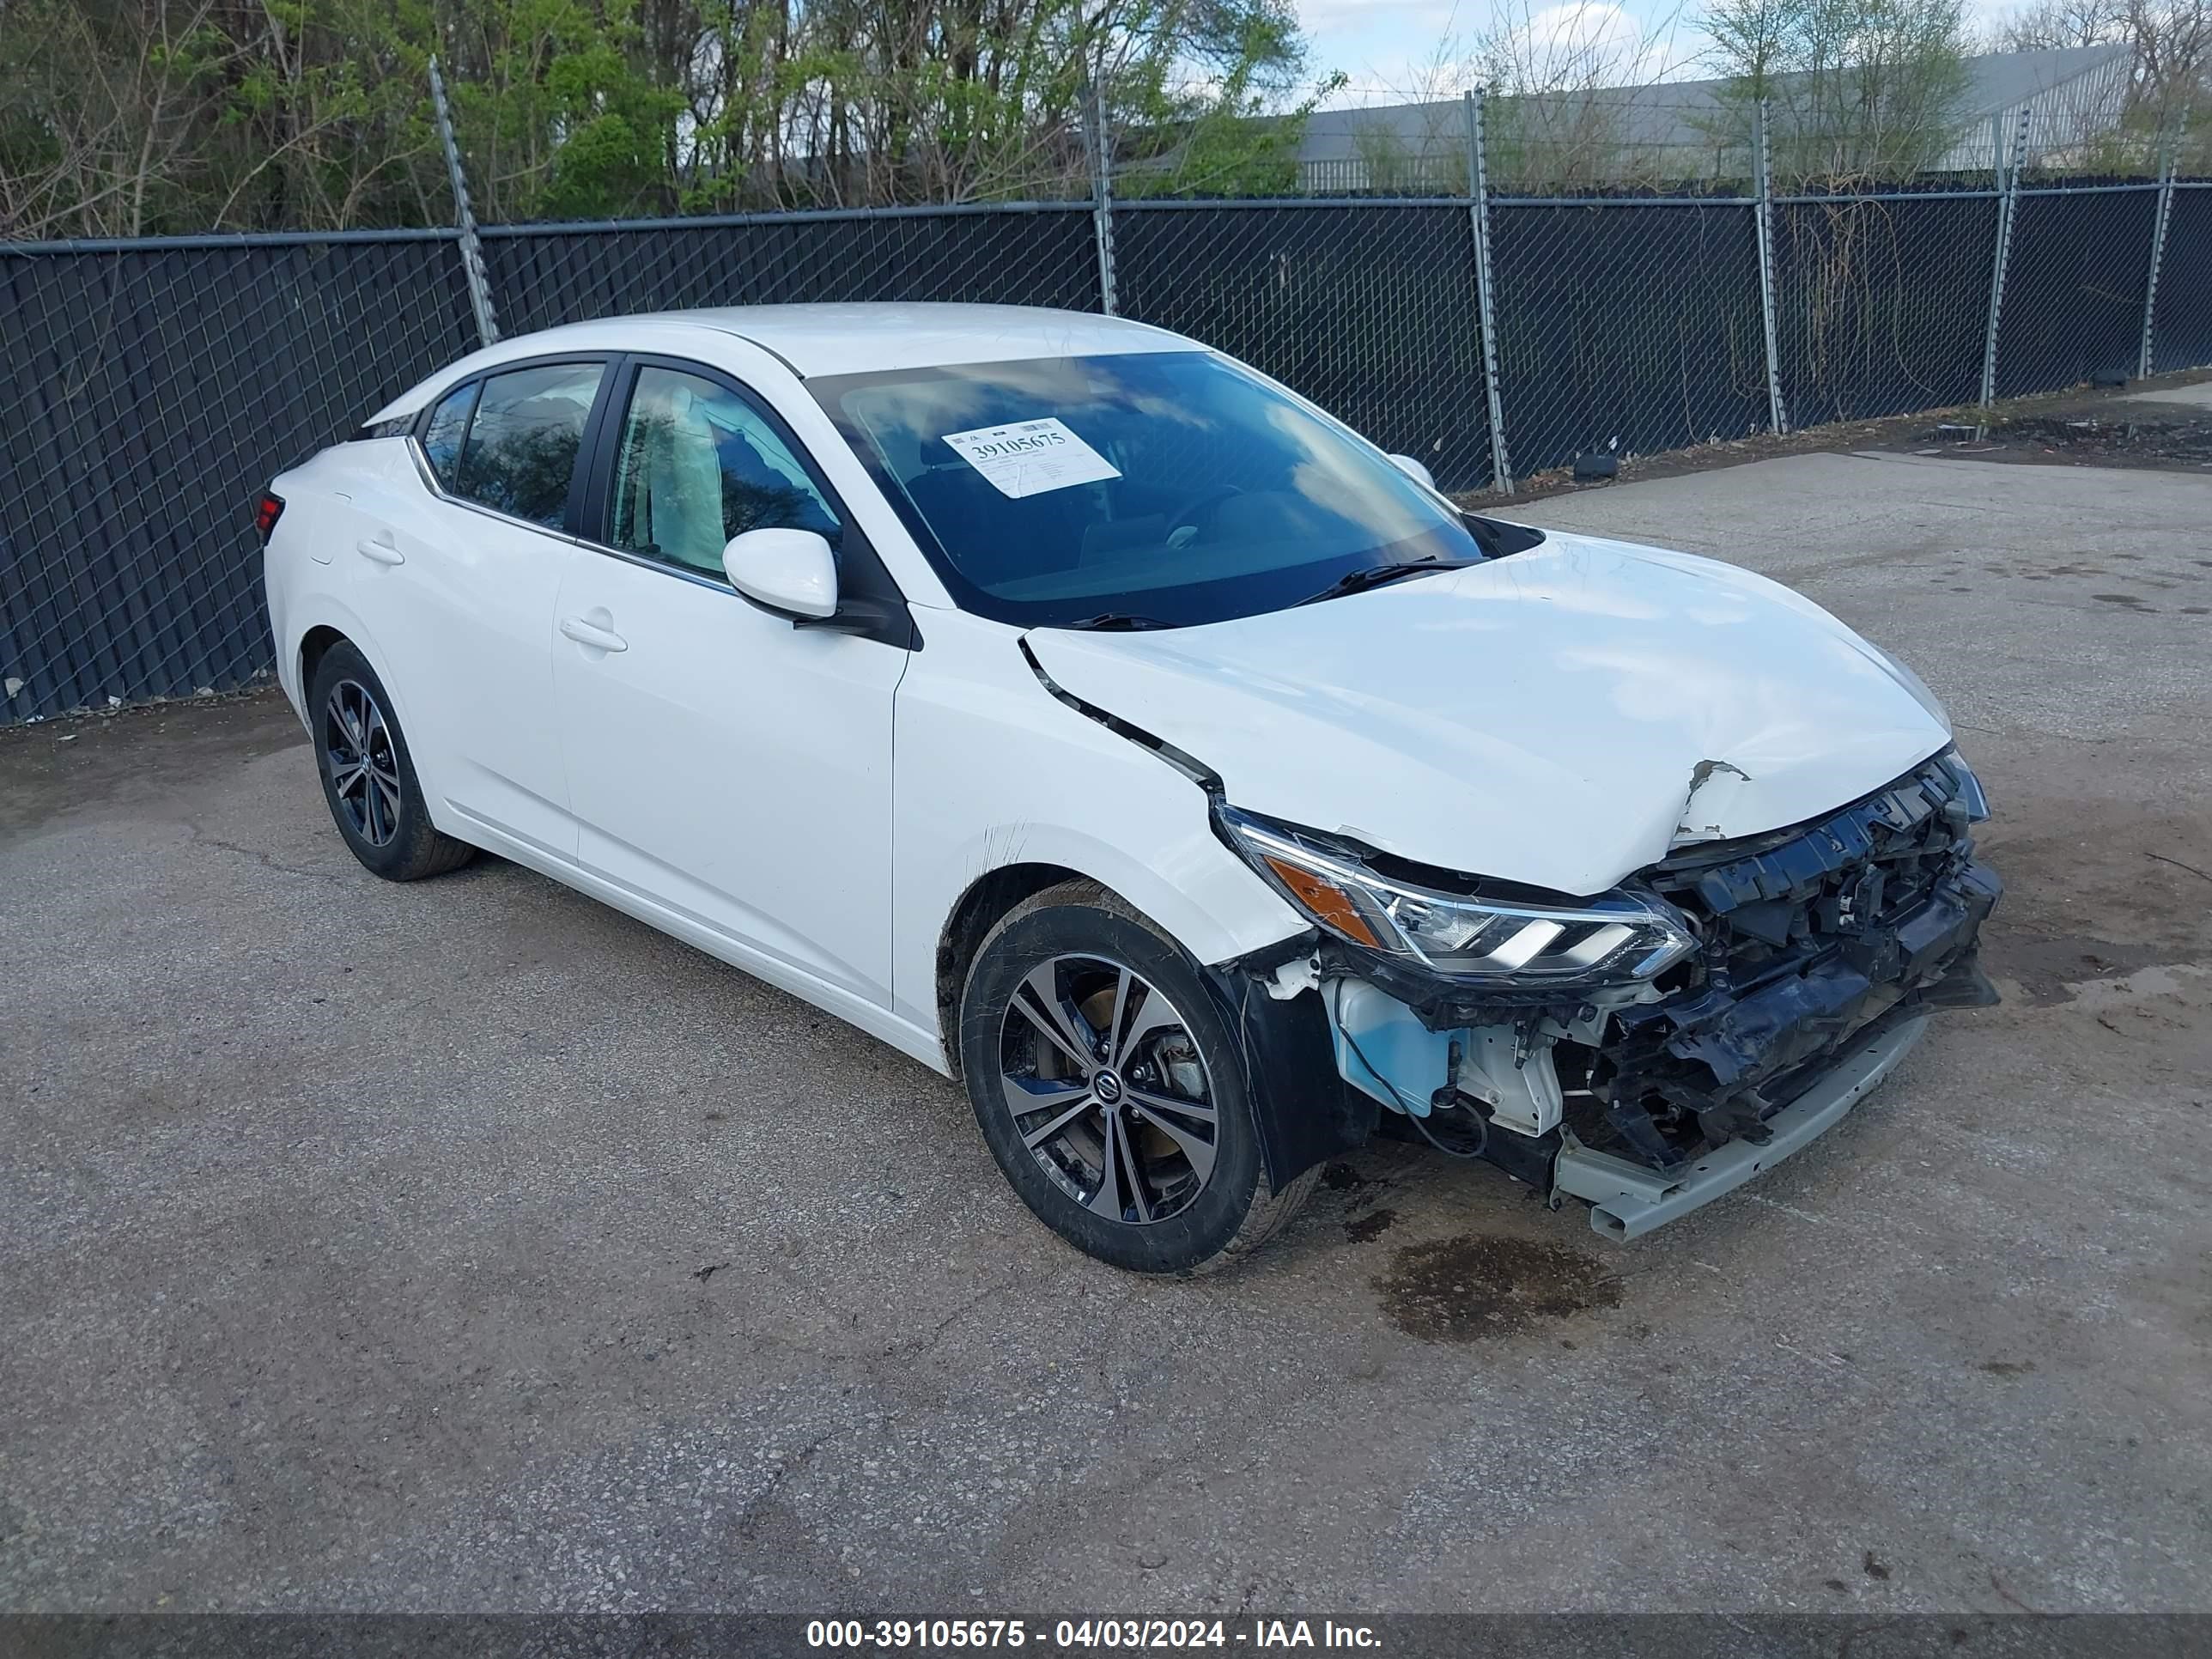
{"left": 1226, "top": 750, "right": 2000, "bottom": 1235}
{"left": 1553, "top": 1012, "right": 1928, "bottom": 1240}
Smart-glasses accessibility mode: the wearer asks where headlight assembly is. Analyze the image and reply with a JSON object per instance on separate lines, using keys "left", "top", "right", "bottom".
{"left": 1936, "top": 749, "right": 1990, "bottom": 821}
{"left": 1216, "top": 805, "right": 1696, "bottom": 988}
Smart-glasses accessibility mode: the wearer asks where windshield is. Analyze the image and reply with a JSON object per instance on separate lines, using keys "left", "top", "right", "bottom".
{"left": 810, "top": 351, "right": 1483, "bottom": 628}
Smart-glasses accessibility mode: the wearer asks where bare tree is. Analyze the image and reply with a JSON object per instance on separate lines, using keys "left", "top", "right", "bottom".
{"left": 1701, "top": 0, "right": 1973, "bottom": 183}
{"left": 2125, "top": 0, "right": 2212, "bottom": 127}
{"left": 1999, "top": 0, "right": 2129, "bottom": 49}
{"left": 1469, "top": 0, "right": 1704, "bottom": 187}
{"left": 0, "top": 0, "right": 245, "bottom": 238}
{"left": 2000, "top": 0, "right": 2210, "bottom": 136}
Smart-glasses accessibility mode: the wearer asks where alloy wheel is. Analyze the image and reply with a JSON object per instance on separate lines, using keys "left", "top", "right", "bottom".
{"left": 323, "top": 678, "right": 403, "bottom": 848}
{"left": 997, "top": 954, "right": 1220, "bottom": 1225}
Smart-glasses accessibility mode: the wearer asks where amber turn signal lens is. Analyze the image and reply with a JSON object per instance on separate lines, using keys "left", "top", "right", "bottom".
{"left": 1262, "top": 855, "right": 1382, "bottom": 949}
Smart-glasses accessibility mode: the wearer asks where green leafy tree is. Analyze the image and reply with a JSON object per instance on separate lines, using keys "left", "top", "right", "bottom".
{"left": 0, "top": 0, "right": 1322, "bottom": 234}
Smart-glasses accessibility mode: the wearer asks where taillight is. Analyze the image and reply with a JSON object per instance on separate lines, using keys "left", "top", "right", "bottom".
{"left": 254, "top": 490, "right": 286, "bottom": 544}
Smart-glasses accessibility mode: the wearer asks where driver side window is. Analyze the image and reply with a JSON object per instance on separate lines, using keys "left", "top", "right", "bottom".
{"left": 608, "top": 367, "right": 840, "bottom": 578}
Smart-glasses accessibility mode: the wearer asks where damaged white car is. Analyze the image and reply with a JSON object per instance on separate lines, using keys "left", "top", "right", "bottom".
{"left": 260, "top": 304, "right": 2001, "bottom": 1273}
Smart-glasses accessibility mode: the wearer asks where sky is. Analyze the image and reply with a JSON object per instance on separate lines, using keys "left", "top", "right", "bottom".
{"left": 1298, "top": 0, "right": 2024, "bottom": 109}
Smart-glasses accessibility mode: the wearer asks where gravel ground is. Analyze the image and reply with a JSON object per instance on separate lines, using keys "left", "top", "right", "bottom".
{"left": 3, "top": 447, "right": 2208, "bottom": 1616}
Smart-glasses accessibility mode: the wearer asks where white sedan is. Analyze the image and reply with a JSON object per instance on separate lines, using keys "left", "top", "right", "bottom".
{"left": 260, "top": 303, "right": 2001, "bottom": 1273}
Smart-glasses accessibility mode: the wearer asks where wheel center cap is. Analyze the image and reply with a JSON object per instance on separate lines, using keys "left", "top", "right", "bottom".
{"left": 1093, "top": 1067, "right": 1124, "bottom": 1104}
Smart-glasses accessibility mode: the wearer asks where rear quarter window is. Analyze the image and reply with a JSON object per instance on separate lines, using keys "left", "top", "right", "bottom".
{"left": 420, "top": 381, "right": 479, "bottom": 490}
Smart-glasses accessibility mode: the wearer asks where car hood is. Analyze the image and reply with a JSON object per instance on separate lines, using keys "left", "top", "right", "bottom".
{"left": 1024, "top": 532, "right": 1954, "bottom": 897}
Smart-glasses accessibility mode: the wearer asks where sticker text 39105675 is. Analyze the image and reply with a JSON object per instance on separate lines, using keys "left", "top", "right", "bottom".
{"left": 939, "top": 417, "right": 1121, "bottom": 499}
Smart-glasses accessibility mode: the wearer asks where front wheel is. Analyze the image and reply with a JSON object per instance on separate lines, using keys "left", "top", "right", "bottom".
{"left": 958, "top": 879, "right": 1316, "bottom": 1274}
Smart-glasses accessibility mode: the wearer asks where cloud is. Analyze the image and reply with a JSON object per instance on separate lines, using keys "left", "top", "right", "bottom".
{"left": 1295, "top": 0, "right": 1480, "bottom": 108}
{"left": 1297, "top": 0, "right": 1468, "bottom": 33}
{"left": 1491, "top": 1, "right": 1702, "bottom": 87}
{"left": 1522, "top": 2, "right": 1648, "bottom": 76}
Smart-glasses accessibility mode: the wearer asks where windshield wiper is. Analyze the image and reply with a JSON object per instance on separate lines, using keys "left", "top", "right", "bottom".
{"left": 1054, "top": 612, "right": 1179, "bottom": 631}
{"left": 1293, "top": 558, "right": 1468, "bottom": 608}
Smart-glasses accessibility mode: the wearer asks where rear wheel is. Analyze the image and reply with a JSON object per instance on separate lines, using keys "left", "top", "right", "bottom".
{"left": 958, "top": 879, "right": 1316, "bottom": 1274}
{"left": 307, "top": 641, "right": 475, "bottom": 882}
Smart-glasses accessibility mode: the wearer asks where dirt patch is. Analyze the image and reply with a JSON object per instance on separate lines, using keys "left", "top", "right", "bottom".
{"left": 0, "top": 687, "right": 306, "bottom": 840}
{"left": 1975, "top": 809, "right": 2212, "bottom": 1005}
{"left": 1374, "top": 1233, "right": 1622, "bottom": 1341}
{"left": 1913, "top": 414, "right": 2212, "bottom": 471}
{"left": 1990, "top": 933, "right": 2175, "bottom": 1006}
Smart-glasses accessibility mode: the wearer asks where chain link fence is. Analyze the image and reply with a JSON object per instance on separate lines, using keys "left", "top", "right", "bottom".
{"left": 4, "top": 101, "right": 2211, "bottom": 726}
{"left": 1114, "top": 201, "right": 1492, "bottom": 491}
{"left": 1, "top": 234, "right": 479, "bottom": 723}
{"left": 478, "top": 204, "right": 1102, "bottom": 337}
{"left": 1487, "top": 198, "right": 1770, "bottom": 478}
{"left": 2152, "top": 186, "right": 2212, "bottom": 374}
{"left": 1770, "top": 191, "right": 2001, "bottom": 425}
{"left": 1997, "top": 185, "right": 2164, "bottom": 398}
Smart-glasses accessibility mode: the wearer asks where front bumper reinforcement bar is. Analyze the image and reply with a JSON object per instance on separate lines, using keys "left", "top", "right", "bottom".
{"left": 1552, "top": 1013, "right": 1929, "bottom": 1240}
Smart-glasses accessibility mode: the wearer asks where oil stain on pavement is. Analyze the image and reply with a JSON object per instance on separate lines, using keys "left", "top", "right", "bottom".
{"left": 1374, "top": 1233, "right": 1623, "bottom": 1341}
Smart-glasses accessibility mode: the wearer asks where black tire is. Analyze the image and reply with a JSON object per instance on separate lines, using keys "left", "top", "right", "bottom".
{"left": 958, "top": 878, "right": 1317, "bottom": 1274}
{"left": 307, "top": 641, "right": 476, "bottom": 882}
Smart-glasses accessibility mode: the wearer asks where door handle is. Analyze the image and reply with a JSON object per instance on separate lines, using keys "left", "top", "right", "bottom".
{"left": 560, "top": 616, "right": 629, "bottom": 653}
{"left": 355, "top": 532, "right": 404, "bottom": 566}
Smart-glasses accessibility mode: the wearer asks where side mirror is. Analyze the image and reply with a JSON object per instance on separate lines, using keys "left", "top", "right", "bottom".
{"left": 1387, "top": 453, "right": 1437, "bottom": 491}
{"left": 722, "top": 527, "right": 838, "bottom": 621}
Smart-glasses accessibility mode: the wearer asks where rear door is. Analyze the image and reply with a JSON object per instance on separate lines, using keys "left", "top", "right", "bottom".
{"left": 550, "top": 356, "right": 909, "bottom": 1006}
{"left": 341, "top": 358, "right": 611, "bottom": 860}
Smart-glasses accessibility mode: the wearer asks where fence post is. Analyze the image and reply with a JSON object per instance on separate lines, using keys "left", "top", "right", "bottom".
{"left": 1462, "top": 89, "right": 1513, "bottom": 494}
{"left": 1752, "top": 100, "right": 1789, "bottom": 435}
{"left": 1978, "top": 106, "right": 2032, "bottom": 410}
{"left": 429, "top": 56, "right": 500, "bottom": 349}
{"left": 2138, "top": 119, "right": 2183, "bottom": 380}
{"left": 1085, "top": 84, "right": 1118, "bottom": 316}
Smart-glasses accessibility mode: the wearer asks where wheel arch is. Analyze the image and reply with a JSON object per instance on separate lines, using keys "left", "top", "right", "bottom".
{"left": 934, "top": 861, "right": 1087, "bottom": 1078}
{"left": 915, "top": 814, "right": 1306, "bottom": 1073}
{"left": 283, "top": 602, "right": 414, "bottom": 732}
{"left": 299, "top": 623, "right": 349, "bottom": 699}
{"left": 939, "top": 856, "right": 1376, "bottom": 1198}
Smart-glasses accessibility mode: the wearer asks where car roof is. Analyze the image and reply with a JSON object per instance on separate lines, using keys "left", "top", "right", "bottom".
{"left": 367, "top": 304, "right": 1197, "bottom": 423}
{"left": 667, "top": 303, "right": 1193, "bottom": 377}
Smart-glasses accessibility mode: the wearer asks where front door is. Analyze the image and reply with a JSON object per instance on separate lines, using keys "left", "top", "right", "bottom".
{"left": 551, "top": 361, "right": 908, "bottom": 1006}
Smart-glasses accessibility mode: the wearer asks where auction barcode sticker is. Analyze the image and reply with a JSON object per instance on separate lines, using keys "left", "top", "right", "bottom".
{"left": 940, "top": 417, "right": 1121, "bottom": 499}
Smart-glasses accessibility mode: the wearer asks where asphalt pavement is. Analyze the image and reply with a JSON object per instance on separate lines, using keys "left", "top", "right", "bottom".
{"left": 3, "top": 446, "right": 2208, "bottom": 1614}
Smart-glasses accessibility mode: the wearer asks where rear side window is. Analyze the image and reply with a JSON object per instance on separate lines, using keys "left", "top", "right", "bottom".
{"left": 445, "top": 362, "right": 605, "bottom": 530}
{"left": 420, "top": 382, "right": 478, "bottom": 489}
